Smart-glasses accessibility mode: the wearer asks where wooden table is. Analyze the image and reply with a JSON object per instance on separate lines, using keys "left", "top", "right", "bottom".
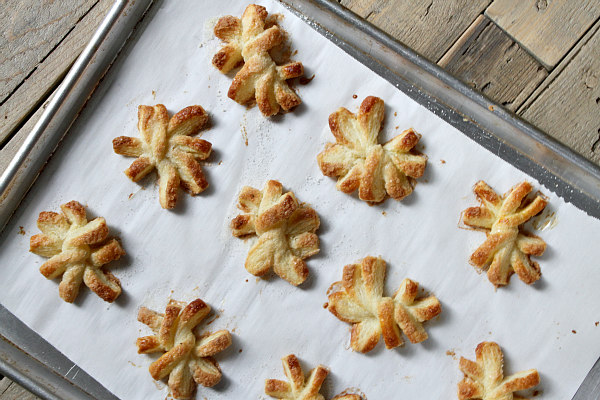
{"left": 1, "top": 0, "right": 599, "bottom": 398}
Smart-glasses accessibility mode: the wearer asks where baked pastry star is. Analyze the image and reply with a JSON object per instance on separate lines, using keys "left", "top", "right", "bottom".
{"left": 113, "top": 104, "right": 211, "bottom": 209}
{"left": 136, "top": 298, "right": 232, "bottom": 400}
{"left": 265, "top": 354, "right": 362, "bottom": 400}
{"left": 462, "top": 181, "right": 547, "bottom": 287}
{"left": 29, "top": 201, "right": 125, "bottom": 303}
{"left": 327, "top": 256, "right": 441, "bottom": 353}
{"left": 458, "top": 342, "right": 540, "bottom": 400}
{"left": 317, "top": 96, "right": 427, "bottom": 203}
{"left": 231, "top": 180, "right": 320, "bottom": 286}
{"left": 212, "top": 4, "right": 304, "bottom": 116}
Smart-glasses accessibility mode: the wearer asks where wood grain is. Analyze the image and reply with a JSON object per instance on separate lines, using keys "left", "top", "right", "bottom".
{"left": 340, "top": 0, "right": 492, "bottom": 61}
{"left": 486, "top": 0, "right": 600, "bottom": 69}
{"left": 0, "top": 377, "right": 40, "bottom": 400}
{"left": 439, "top": 15, "right": 547, "bottom": 110}
{"left": 0, "top": 0, "right": 111, "bottom": 147}
{"left": 0, "top": 0, "right": 97, "bottom": 103}
{"left": 521, "top": 24, "right": 600, "bottom": 164}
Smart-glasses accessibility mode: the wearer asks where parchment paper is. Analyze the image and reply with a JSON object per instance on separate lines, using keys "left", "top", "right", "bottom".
{"left": 1, "top": 1, "right": 599, "bottom": 398}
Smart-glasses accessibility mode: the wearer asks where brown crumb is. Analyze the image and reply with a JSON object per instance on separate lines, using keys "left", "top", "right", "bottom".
{"left": 238, "top": 349, "right": 243, "bottom": 353}
{"left": 394, "top": 111, "right": 397, "bottom": 116}
{"left": 352, "top": 94, "right": 357, "bottom": 99}
{"left": 218, "top": 160, "right": 223, "bottom": 165}
{"left": 292, "top": 49, "right": 298, "bottom": 56}
{"left": 241, "top": 126, "right": 248, "bottom": 146}
{"left": 395, "top": 125, "right": 399, "bottom": 129}
{"left": 245, "top": 279, "right": 249, "bottom": 283}
{"left": 446, "top": 350, "right": 455, "bottom": 356}
{"left": 572, "top": 330, "right": 577, "bottom": 334}
{"left": 18, "top": 226, "right": 25, "bottom": 235}
{"left": 128, "top": 193, "right": 134, "bottom": 199}
{"left": 440, "top": 159, "right": 446, "bottom": 164}
{"left": 533, "top": 390, "right": 541, "bottom": 397}
{"left": 323, "top": 302, "right": 328, "bottom": 309}
{"left": 488, "top": 105, "right": 494, "bottom": 111}
{"left": 595, "top": 321, "right": 599, "bottom": 326}
{"left": 152, "top": 90, "right": 156, "bottom": 99}
{"left": 299, "top": 74, "right": 315, "bottom": 85}
{"left": 381, "top": 211, "right": 387, "bottom": 216}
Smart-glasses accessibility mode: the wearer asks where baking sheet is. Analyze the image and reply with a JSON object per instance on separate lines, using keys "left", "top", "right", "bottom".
{"left": 0, "top": 0, "right": 599, "bottom": 398}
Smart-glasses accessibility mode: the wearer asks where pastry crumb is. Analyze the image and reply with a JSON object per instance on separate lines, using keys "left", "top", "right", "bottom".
{"left": 446, "top": 350, "right": 456, "bottom": 357}
{"left": 151, "top": 90, "right": 156, "bottom": 99}
{"left": 352, "top": 94, "right": 358, "bottom": 99}
{"left": 299, "top": 74, "right": 315, "bottom": 85}
{"left": 595, "top": 321, "right": 599, "bottom": 326}
{"left": 18, "top": 226, "right": 25, "bottom": 235}
{"left": 440, "top": 159, "right": 446, "bottom": 164}
{"left": 488, "top": 105, "right": 494, "bottom": 111}
{"left": 395, "top": 125, "right": 399, "bottom": 130}
{"left": 238, "top": 349, "right": 243, "bottom": 353}
{"left": 128, "top": 193, "right": 134, "bottom": 199}
{"left": 394, "top": 112, "right": 397, "bottom": 116}
{"left": 572, "top": 330, "right": 577, "bottom": 334}
{"left": 381, "top": 211, "right": 387, "bottom": 216}
{"left": 241, "top": 126, "right": 249, "bottom": 146}
{"left": 323, "top": 302, "right": 328, "bottom": 309}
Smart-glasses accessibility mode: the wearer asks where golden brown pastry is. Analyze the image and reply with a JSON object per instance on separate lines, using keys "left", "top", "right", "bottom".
{"left": 317, "top": 96, "right": 427, "bottom": 203}
{"left": 212, "top": 4, "right": 304, "bottom": 116}
{"left": 265, "top": 354, "right": 362, "bottom": 400}
{"left": 327, "top": 256, "right": 441, "bottom": 353}
{"left": 113, "top": 104, "right": 211, "bottom": 209}
{"left": 29, "top": 201, "right": 124, "bottom": 303}
{"left": 462, "top": 181, "right": 547, "bottom": 287}
{"left": 136, "top": 298, "right": 232, "bottom": 400}
{"left": 458, "top": 342, "right": 540, "bottom": 400}
{"left": 231, "top": 180, "right": 320, "bottom": 286}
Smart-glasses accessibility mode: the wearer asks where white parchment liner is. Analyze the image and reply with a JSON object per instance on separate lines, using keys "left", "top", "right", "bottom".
{"left": 0, "top": 1, "right": 599, "bottom": 398}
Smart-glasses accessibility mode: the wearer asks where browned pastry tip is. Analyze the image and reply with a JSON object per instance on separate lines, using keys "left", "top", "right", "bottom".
{"left": 29, "top": 201, "right": 124, "bottom": 303}
{"left": 231, "top": 180, "right": 320, "bottom": 286}
{"left": 213, "top": 4, "right": 304, "bottom": 117}
{"left": 458, "top": 341, "right": 540, "bottom": 400}
{"left": 462, "top": 181, "right": 547, "bottom": 287}
{"left": 136, "top": 298, "right": 233, "bottom": 399}
{"left": 113, "top": 104, "right": 211, "bottom": 209}
{"left": 318, "top": 96, "right": 427, "bottom": 203}
{"left": 327, "top": 256, "right": 441, "bottom": 353}
{"left": 265, "top": 354, "right": 364, "bottom": 400}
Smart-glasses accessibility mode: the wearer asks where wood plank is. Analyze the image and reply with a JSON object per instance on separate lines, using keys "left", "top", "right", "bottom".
{"left": 486, "top": 0, "right": 600, "bottom": 69}
{"left": 340, "top": 0, "right": 492, "bottom": 61}
{"left": 0, "top": 94, "right": 49, "bottom": 175}
{"left": 521, "top": 24, "right": 600, "bottom": 165}
{"left": 0, "top": 0, "right": 96, "bottom": 103}
{"left": 0, "top": 0, "right": 113, "bottom": 147}
{"left": 438, "top": 15, "right": 547, "bottom": 110}
{"left": 0, "top": 378, "right": 40, "bottom": 400}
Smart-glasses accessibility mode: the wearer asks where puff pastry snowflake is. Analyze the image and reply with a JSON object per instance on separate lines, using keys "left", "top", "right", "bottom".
{"left": 212, "top": 4, "right": 304, "bottom": 116}
{"left": 29, "top": 201, "right": 125, "bottom": 303}
{"left": 458, "top": 342, "right": 540, "bottom": 400}
{"left": 317, "top": 96, "right": 427, "bottom": 203}
{"left": 231, "top": 180, "right": 320, "bottom": 286}
{"left": 327, "top": 256, "right": 441, "bottom": 353}
{"left": 462, "top": 181, "right": 547, "bottom": 287}
{"left": 265, "top": 354, "right": 362, "bottom": 400}
{"left": 113, "top": 104, "right": 211, "bottom": 209}
{"left": 136, "top": 298, "right": 232, "bottom": 400}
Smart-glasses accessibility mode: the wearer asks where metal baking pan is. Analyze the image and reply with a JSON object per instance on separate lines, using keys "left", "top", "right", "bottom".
{"left": 1, "top": 0, "right": 599, "bottom": 398}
